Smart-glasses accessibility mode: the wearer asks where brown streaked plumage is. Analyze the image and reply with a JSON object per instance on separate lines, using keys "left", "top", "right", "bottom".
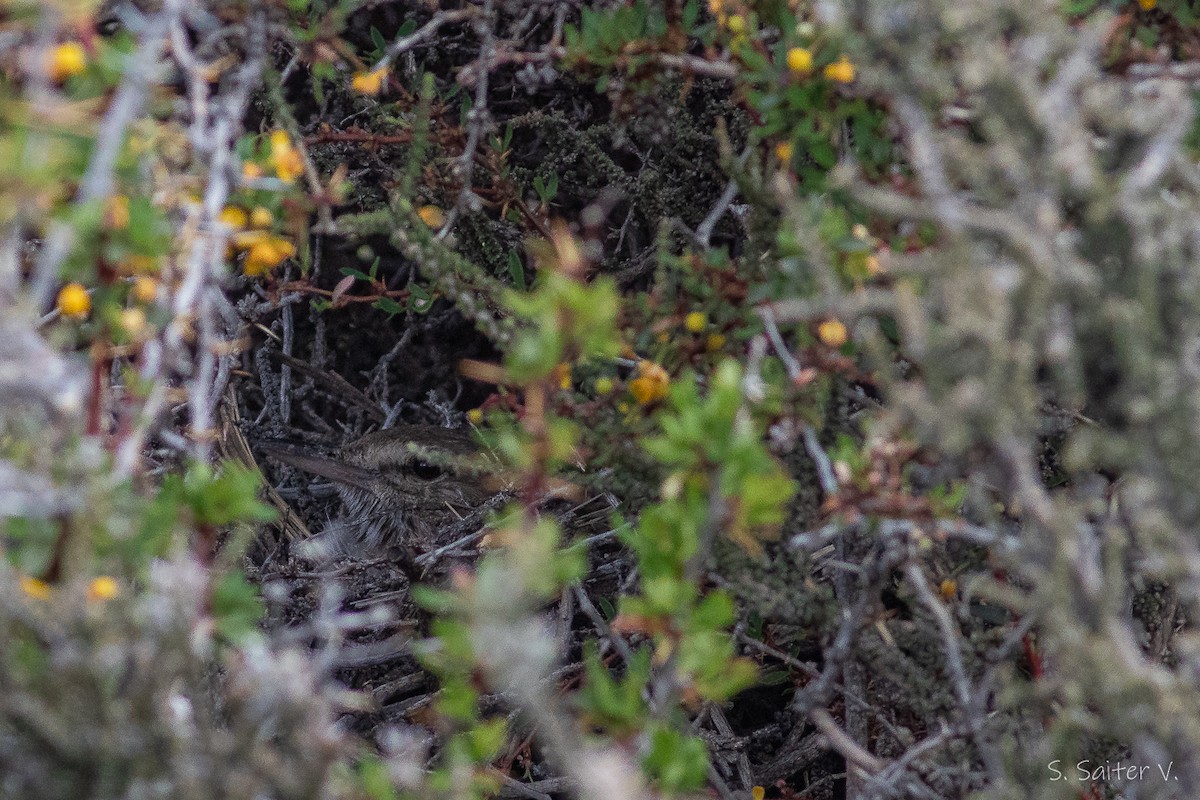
{"left": 261, "top": 425, "right": 496, "bottom": 555}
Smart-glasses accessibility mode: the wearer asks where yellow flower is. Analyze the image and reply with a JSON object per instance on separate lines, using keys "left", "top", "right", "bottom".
{"left": 629, "top": 360, "right": 670, "bottom": 406}
{"left": 823, "top": 55, "right": 856, "bottom": 84}
{"left": 774, "top": 141, "right": 794, "bottom": 163}
{"left": 107, "top": 194, "right": 130, "bottom": 229}
{"left": 786, "top": 47, "right": 813, "bottom": 74}
{"left": 1137, "top": 0, "right": 1156, "bottom": 8}
{"left": 20, "top": 576, "right": 52, "bottom": 600}
{"left": 249, "top": 206, "right": 274, "bottom": 229}
{"left": 594, "top": 376, "right": 614, "bottom": 395}
{"left": 57, "top": 282, "right": 91, "bottom": 319}
{"left": 751, "top": 787, "right": 766, "bottom": 800}
{"left": 269, "top": 130, "right": 304, "bottom": 183}
{"left": 131, "top": 276, "right": 158, "bottom": 304}
{"left": 242, "top": 162, "right": 264, "bottom": 180}
{"left": 87, "top": 576, "right": 120, "bottom": 602}
{"left": 817, "top": 319, "right": 848, "bottom": 347}
{"left": 120, "top": 307, "right": 147, "bottom": 337}
{"left": 231, "top": 229, "right": 268, "bottom": 249}
{"left": 553, "top": 363, "right": 572, "bottom": 390}
{"left": 685, "top": 311, "right": 707, "bottom": 333}
{"left": 708, "top": 0, "right": 723, "bottom": 14}
{"left": 866, "top": 253, "right": 883, "bottom": 276}
{"left": 466, "top": 408, "right": 484, "bottom": 425}
{"left": 725, "top": 14, "right": 746, "bottom": 34}
{"left": 48, "top": 42, "right": 87, "bottom": 82}
{"left": 351, "top": 67, "right": 388, "bottom": 95}
{"left": 939, "top": 578, "right": 957, "bottom": 602}
{"left": 417, "top": 204, "right": 446, "bottom": 228}
{"left": 243, "top": 235, "right": 297, "bottom": 277}
{"left": 219, "top": 205, "right": 248, "bottom": 229}
{"left": 706, "top": 332, "right": 726, "bottom": 352}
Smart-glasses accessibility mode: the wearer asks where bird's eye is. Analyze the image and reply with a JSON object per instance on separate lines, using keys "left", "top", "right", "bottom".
{"left": 410, "top": 460, "right": 443, "bottom": 481}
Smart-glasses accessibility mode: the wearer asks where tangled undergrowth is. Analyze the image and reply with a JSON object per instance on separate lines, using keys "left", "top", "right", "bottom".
{"left": 3, "top": 1, "right": 1200, "bottom": 799}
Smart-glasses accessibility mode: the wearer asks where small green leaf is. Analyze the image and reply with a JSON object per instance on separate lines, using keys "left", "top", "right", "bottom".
{"left": 369, "top": 26, "right": 387, "bottom": 56}
{"left": 211, "top": 570, "right": 265, "bottom": 642}
{"left": 374, "top": 296, "right": 404, "bottom": 316}
{"left": 407, "top": 283, "right": 434, "bottom": 313}
{"left": 643, "top": 726, "right": 709, "bottom": 792}
{"left": 339, "top": 266, "right": 372, "bottom": 281}
{"left": 507, "top": 250, "right": 526, "bottom": 290}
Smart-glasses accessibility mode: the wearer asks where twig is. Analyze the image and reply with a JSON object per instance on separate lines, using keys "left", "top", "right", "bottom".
{"left": 438, "top": 0, "right": 496, "bottom": 240}
{"left": 373, "top": 9, "right": 477, "bottom": 72}
{"left": 809, "top": 709, "right": 884, "bottom": 776}
{"left": 573, "top": 583, "right": 635, "bottom": 663}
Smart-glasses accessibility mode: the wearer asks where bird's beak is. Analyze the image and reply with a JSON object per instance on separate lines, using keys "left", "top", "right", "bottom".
{"left": 258, "top": 442, "right": 376, "bottom": 492}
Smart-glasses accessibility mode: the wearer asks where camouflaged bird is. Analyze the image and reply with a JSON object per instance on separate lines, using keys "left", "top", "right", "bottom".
{"left": 262, "top": 426, "right": 498, "bottom": 557}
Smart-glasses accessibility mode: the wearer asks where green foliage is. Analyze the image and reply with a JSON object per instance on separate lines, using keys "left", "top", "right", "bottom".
{"left": 532, "top": 172, "right": 558, "bottom": 208}
{"left": 504, "top": 263, "right": 622, "bottom": 382}
{"left": 642, "top": 725, "right": 710, "bottom": 793}
{"left": 211, "top": 569, "right": 267, "bottom": 642}
{"left": 563, "top": 2, "right": 672, "bottom": 71}
{"left": 355, "top": 755, "right": 401, "bottom": 800}
{"left": 414, "top": 512, "right": 584, "bottom": 800}
{"left": 160, "top": 461, "right": 277, "bottom": 529}
{"left": 645, "top": 360, "right": 797, "bottom": 542}
{"left": 579, "top": 644, "right": 651, "bottom": 733}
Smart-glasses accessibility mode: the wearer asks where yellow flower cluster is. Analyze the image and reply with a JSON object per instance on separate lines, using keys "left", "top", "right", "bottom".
{"left": 817, "top": 319, "right": 848, "bottom": 348}
{"left": 786, "top": 47, "right": 813, "bottom": 74}
{"left": 119, "top": 307, "right": 148, "bottom": 338}
{"left": 250, "top": 206, "right": 274, "bottom": 229}
{"left": 269, "top": 130, "right": 304, "bottom": 183}
{"left": 786, "top": 47, "right": 855, "bottom": 84}
{"left": 47, "top": 41, "right": 87, "bottom": 83}
{"left": 351, "top": 67, "right": 388, "bottom": 95}
{"left": 417, "top": 204, "right": 446, "bottom": 228}
{"left": 56, "top": 282, "right": 91, "bottom": 319}
{"left": 709, "top": 0, "right": 751, "bottom": 39}
{"left": 88, "top": 576, "right": 120, "bottom": 601}
{"left": 823, "top": 55, "right": 856, "bottom": 83}
{"left": 19, "top": 575, "right": 120, "bottom": 602}
{"left": 239, "top": 233, "right": 297, "bottom": 277}
{"left": 20, "top": 575, "right": 51, "bottom": 600}
{"left": 131, "top": 276, "right": 158, "bottom": 304}
{"left": 220, "top": 206, "right": 249, "bottom": 228}
{"left": 629, "top": 360, "right": 670, "bottom": 406}
{"left": 222, "top": 204, "right": 296, "bottom": 277}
